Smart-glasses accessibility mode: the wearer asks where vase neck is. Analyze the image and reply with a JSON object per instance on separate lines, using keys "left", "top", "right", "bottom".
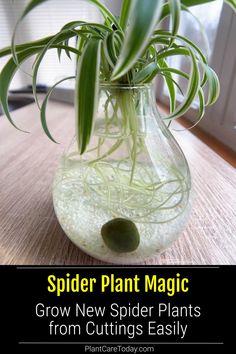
{"left": 96, "top": 84, "right": 162, "bottom": 137}
{"left": 99, "top": 83, "right": 157, "bottom": 112}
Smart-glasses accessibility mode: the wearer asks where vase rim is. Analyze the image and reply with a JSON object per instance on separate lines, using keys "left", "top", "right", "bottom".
{"left": 99, "top": 82, "right": 153, "bottom": 89}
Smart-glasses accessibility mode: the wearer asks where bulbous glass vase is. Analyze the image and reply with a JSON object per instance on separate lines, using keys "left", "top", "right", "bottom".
{"left": 53, "top": 84, "right": 191, "bottom": 264}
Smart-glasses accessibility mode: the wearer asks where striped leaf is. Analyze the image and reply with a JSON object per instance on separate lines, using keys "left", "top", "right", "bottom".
{"left": 158, "top": 59, "right": 176, "bottom": 113}
{"left": 1, "top": 0, "right": 232, "bottom": 145}
{"left": 181, "top": 0, "right": 215, "bottom": 6}
{"left": 11, "top": 0, "right": 49, "bottom": 63}
{"left": 20, "top": 0, "right": 48, "bottom": 18}
{"left": 169, "top": 0, "right": 181, "bottom": 38}
{"left": 163, "top": 47, "right": 200, "bottom": 120}
{"left": 202, "top": 64, "right": 220, "bottom": 105}
{"left": 159, "top": 67, "right": 205, "bottom": 122}
{"left": 111, "top": 0, "right": 163, "bottom": 81}
{"left": 40, "top": 76, "right": 75, "bottom": 143}
{"left": 224, "top": 0, "right": 236, "bottom": 11}
{"left": 1, "top": 31, "right": 78, "bottom": 59}
{"left": 11, "top": 0, "right": 118, "bottom": 63}
{"left": 0, "top": 47, "right": 42, "bottom": 131}
{"left": 133, "top": 63, "right": 158, "bottom": 84}
{"left": 16, "top": 0, "right": 120, "bottom": 26}
{"left": 75, "top": 38, "right": 102, "bottom": 154}
{"left": 103, "top": 33, "right": 118, "bottom": 68}
{"left": 31, "top": 30, "right": 77, "bottom": 108}
{"left": 89, "top": 0, "right": 121, "bottom": 29}
{"left": 119, "top": 0, "right": 132, "bottom": 29}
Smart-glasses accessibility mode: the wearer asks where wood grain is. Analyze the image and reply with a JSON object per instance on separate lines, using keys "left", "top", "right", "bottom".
{"left": 0, "top": 100, "right": 236, "bottom": 265}
{"left": 177, "top": 116, "right": 236, "bottom": 168}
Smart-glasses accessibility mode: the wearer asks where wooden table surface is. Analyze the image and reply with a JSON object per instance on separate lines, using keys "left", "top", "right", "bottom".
{"left": 0, "top": 100, "right": 236, "bottom": 265}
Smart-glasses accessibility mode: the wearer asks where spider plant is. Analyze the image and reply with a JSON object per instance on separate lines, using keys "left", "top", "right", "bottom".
{"left": 0, "top": 0, "right": 235, "bottom": 154}
{"left": 1, "top": 0, "right": 235, "bottom": 257}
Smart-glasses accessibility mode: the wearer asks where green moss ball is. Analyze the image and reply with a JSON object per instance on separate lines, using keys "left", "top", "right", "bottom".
{"left": 101, "top": 218, "right": 140, "bottom": 253}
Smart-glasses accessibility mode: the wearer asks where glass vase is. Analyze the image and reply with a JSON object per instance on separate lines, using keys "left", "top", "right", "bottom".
{"left": 53, "top": 84, "right": 191, "bottom": 264}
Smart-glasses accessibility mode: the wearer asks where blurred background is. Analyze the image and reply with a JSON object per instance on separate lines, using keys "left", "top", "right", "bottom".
{"left": 0, "top": 0, "right": 235, "bottom": 152}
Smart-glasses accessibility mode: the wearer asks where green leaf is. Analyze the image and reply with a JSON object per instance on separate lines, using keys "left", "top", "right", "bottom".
{"left": 0, "top": 36, "right": 50, "bottom": 58}
{"left": 0, "top": 47, "right": 41, "bottom": 131}
{"left": 175, "top": 34, "right": 207, "bottom": 63}
{"left": 11, "top": 0, "right": 118, "bottom": 64}
{"left": 181, "top": 0, "right": 215, "bottom": 6}
{"left": 159, "top": 67, "right": 189, "bottom": 80}
{"left": 40, "top": 76, "right": 75, "bottom": 143}
{"left": 224, "top": 0, "right": 236, "bottom": 11}
{"left": 103, "top": 33, "right": 118, "bottom": 68}
{"left": 17, "top": 0, "right": 120, "bottom": 27}
{"left": 75, "top": 38, "right": 102, "bottom": 154}
{"left": 173, "top": 87, "right": 205, "bottom": 130}
{"left": 11, "top": 0, "right": 49, "bottom": 63}
{"left": 159, "top": 0, "right": 234, "bottom": 26}
{"left": 158, "top": 59, "right": 176, "bottom": 113}
{"left": 202, "top": 64, "right": 220, "bottom": 105}
{"left": 60, "top": 21, "right": 113, "bottom": 34}
{"left": 161, "top": 73, "right": 184, "bottom": 96}
{"left": 153, "top": 31, "right": 207, "bottom": 63}
{"left": 0, "top": 32, "right": 78, "bottom": 58}
{"left": 152, "top": 30, "right": 208, "bottom": 86}
{"left": 157, "top": 47, "right": 190, "bottom": 60}
{"left": 119, "top": 0, "right": 132, "bottom": 29}
{"left": 182, "top": 0, "right": 236, "bottom": 9}
{"left": 101, "top": 44, "right": 110, "bottom": 79}
{"left": 158, "top": 67, "right": 187, "bottom": 96}
{"left": 89, "top": 0, "right": 121, "bottom": 29}
{"left": 21, "top": 0, "right": 49, "bottom": 18}
{"left": 57, "top": 47, "right": 62, "bottom": 62}
{"left": 133, "top": 62, "right": 158, "bottom": 83}
{"left": 159, "top": 3, "right": 174, "bottom": 23}
{"left": 181, "top": 0, "right": 235, "bottom": 11}
{"left": 163, "top": 47, "right": 200, "bottom": 120}
{"left": 32, "top": 30, "right": 79, "bottom": 108}
{"left": 111, "top": 0, "right": 163, "bottom": 81}
{"left": 169, "top": 0, "right": 181, "bottom": 39}
{"left": 159, "top": 66, "right": 205, "bottom": 125}
{"left": 103, "top": 31, "right": 123, "bottom": 70}
{"left": 195, "top": 87, "right": 205, "bottom": 122}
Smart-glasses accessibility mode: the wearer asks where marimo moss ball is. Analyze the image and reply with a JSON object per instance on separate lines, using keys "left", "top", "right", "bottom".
{"left": 101, "top": 218, "right": 140, "bottom": 253}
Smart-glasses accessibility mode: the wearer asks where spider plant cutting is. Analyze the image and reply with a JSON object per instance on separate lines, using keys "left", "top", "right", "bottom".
{"left": 0, "top": 0, "right": 235, "bottom": 263}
